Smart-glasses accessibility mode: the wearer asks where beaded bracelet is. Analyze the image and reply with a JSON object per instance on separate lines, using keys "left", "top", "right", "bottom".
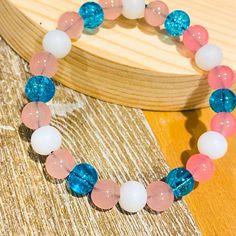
{"left": 21, "top": 0, "right": 236, "bottom": 213}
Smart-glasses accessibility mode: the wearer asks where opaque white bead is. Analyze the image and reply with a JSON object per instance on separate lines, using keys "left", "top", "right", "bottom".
{"left": 122, "top": 0, "right": 145, "bottom": 19}
{"left": 31, "top": 126, "right": 62, "bottom": 155}
{"left": 195, "top": 44, "right": 223, "bottom": 71}
{"left": 119, "top": 181, "right": 147, "bottom": 213}
{"left": 197, "top": 131, "right": 228, "bottom": 160}
{"left": 43, "top": 30, "right": 71, "bottom": 59}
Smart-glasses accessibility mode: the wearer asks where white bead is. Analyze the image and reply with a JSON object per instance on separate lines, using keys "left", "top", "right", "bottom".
{"left": 119, "top": 181, "right": 147, "bottom": 213}
{"left": 195, "top": 44, "right": 223, "bottom": 71}
{"left": 197, "top": 131, "right": 228, "bottom": 159}
{"left": 43, "top": 30, "right": 71, "bottom": 58}
{"left": 31, "top": 126, "right": 62, "bottom": 155}
{"left": 122, "top": 0, "right": 145, "bottom": 19}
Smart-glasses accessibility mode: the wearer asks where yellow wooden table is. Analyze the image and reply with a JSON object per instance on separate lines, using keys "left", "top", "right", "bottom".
{"left": 145, "top": 109, "right": 236, "bottom": 235}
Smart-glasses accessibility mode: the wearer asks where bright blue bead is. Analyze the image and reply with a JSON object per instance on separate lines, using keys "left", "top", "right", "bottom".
{"left": 165, "top": 168, "right": 194, "bottom": 197}
{"left": 209, "top": 89, "right": 236, "bottom": 113}
{"left": 25, "top": 76, "right": 55, "bottom": 102}
{"left": 67, "top": 163, "right": 98, "bottom": 196}
{"left": 164, "top": 10, "right": 190, "bottom": 37}
{"left": 79, "top": 2, "right": 104, "bottom": 30}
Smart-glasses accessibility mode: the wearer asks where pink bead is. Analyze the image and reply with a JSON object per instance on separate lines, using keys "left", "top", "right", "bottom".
{"left": 91, "top": 179, "right": 120, "bottom": 210}
{"left": 146, "top": 181, "right": 174, "bottom": 212}
{"left": 29, "top": 51, "right": 58, "bottom": 77}
{"left": 144, "top": 1, "right": 169, "bottom": 27}
{"left": 21, "top": 102, "right": 51, "bottom": 130}
{"left": 211, "top": 112, "right": 236, "bottom": 137}
{"left": 208, "top": 65, "right": 235, "bottom": 89}
{"left": 98, "top": 0, "right": 122, "bottom": 20}
{"left": 45, "top": 149, "right": 76, "bottom": 179}
{"left": 57, "top": 11, "right": 84, "bottom": 39}
{"left": 186, "top": 154, "right": 214, "bottom": 182}
{"left": 183, "top": 25, "right": 209, "bottom": 52}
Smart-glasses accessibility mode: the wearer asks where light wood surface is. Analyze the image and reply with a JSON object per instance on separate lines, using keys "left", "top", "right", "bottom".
{"left": 0, "top": 0, "right": 235, "bottom": 110}
{"left": 0, "top": 38, "right": 200, "bottom": 236}
{"left": 145, "top": 109, "right": 236, "bottom": 236}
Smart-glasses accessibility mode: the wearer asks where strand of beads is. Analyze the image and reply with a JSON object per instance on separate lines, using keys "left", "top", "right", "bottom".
{"left": 21, "top": 0, "right": 236, "bottom": 214}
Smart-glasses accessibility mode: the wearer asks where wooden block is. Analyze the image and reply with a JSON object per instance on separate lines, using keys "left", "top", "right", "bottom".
{"left": 0, "top": 0, "right": 235, "bottom": 110}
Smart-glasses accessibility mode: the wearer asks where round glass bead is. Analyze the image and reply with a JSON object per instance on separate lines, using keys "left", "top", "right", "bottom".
{"left": 46, "top": 149, "right": 76, "bottom": 179}
{"left": 98, "top": 0, "right": 122, "bottom": 20}
{"left": 186, "top": 154, "right": 214, "bottom": 182}
{"left": 208, "top": 65, "right": 235, "bottom": 89}
{"left": 57, "top": 11, "right": 84, "bottom": 39}
{"left": 21, "top": 102, "right": 51, "bottom": 130}
{"left": 164, "top": 10, "right": 190, "bottom": 37}
{"left": 25, "top": 76, "right": 55, "bottom": 103}
{"left": 144, "top": 1, "right": 169, "bottom": 27}
{"left": 165, "top": 168, "right": 194, "bottom": 197}
{"left": 67, "top": 163, "right": 98, "bottom": 195}
{"left": 91, "top": 179, "right": 120, "bottom": 209}
{"left": 209, "top": 89, "right": 236, "bottom": 113}
{"left": 211, "top": 112, "right": 236, "bottom": 137}
{"left": 183, "top": 25, "right": 209, "bottom": 52}
{"left": 146, "top": 181, "right": 174, "bottom": 212}
{"left": 79, "top": 2, "right": 104, "bottom": 30}
{"left": 29, "top": 51, "right": 58, "bottom": 77}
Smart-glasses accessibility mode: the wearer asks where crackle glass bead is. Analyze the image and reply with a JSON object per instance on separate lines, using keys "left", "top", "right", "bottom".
{"left": 186, "top": 154, "right": 214, "bottom": 182}
{"left": 67, "top": 163, "right": 98, "bottom": 195}
{"left": 58, "top": 11, "right": 84, "bottom": 39}
{"left": 146, "top": 181, "right": 174, "bottom": 212}
{"left": 165, "top": 168, "right": 194, "bottom": 197}
{"left": 25, "top": 76, "right": 55, "bottom": 103}
{"left": 164, "top": 10, "right": 190, "bottom": 37}
{"left": 211, "top": 112, "right": 236, "bottom": 137}
{"left": 21, "top": 102, "right": 51, "bottom": 130}
{"left": 144, "top": 1, "right": 169, "bottom": 26}
{"left": 208, "top": 65, "right": 235, "bottom": 89}
{"left": 209, "top": 89, "right": 236, "bottom": 113}
{"left": 183, "top": 25, "right": 209, "bottom": 52}
{"left": 98, "top": 0, "right": 122, "bottom": 20}
{"left": 46, "top": 149, "right": 76, "bottom": 179}
{"left": 29, "top": 51, "right": 58, "bottom": 77}
{"left": 91, "top": 179, "right": 120, "bottom": 209}
{"left": 79, "top": 2, "right": 104, "bottom": 30}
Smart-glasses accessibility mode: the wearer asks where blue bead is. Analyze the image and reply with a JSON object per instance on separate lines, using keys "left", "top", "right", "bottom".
{"left": 209, "top": 89, "right": 236, "bottom": 113}
{"left": 25, "top": 76, "right": 55, "bottom": 102}
{"left": 67, "top": 163, "right": 98, "bottom": 195}
{"left": 164, "top": 10, "right": 190, "bottom": 37}
{"left": 79, "top": 2, "right": 104, "bottom": 30}
{"left": 165, "top": 168, "right": 194, "bottom": 197}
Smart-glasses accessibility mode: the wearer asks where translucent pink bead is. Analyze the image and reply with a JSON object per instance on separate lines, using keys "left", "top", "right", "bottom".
{"left": 211, "top": 112, "right": 236, "bottom": 137}
{"left": 208, "top": 65, "right": 235, "bottom": 89}
{"left": 57, "top": 11, "right": 84, "bottom": 39}
{"left": 144, "top": 1, "right": 169, "bottom": 27}
{"left": 98, "top": 0, "right": 122, "bottom": 20}
{"left": 186, "top": 154, "right": 214, "bottom": 182}
{"left": 91, "top": 179, "right": 120, "bottom": 209}
{"left": 29, "top": 51, "right": 58, "bottom": 77}
{"left": 45, "top": 149, "right": 76, "bottom": 179}
{"left": 183, "top": 25, "right": 209, "bottom": 52}
{"left": 21, "top": 102, "right": 51, "bottom": 130}
{"left": 146, "top": 181, "right": 174, "bottom": 212}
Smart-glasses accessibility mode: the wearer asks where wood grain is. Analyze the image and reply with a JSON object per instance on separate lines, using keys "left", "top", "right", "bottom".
{"left": 0, "top": 38, "right": 200, "bottom": 236}
{"left": 0, "top": 0, "right": 235, "bottom": 110}
{"left": 144, "top": 109, "right": 236, "bottom": 236}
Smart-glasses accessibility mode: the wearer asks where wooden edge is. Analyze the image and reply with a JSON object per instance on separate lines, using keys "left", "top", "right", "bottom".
{"left": 1, "top": 0, "right": 232, "bottom": 111}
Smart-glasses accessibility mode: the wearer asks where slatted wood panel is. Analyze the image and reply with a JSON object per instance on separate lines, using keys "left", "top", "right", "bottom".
{"left": 0, "top": 38, "right": 200, "bottom": 236}
{"left": 0, "top": 0, "right": 235, "bottom": 110}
